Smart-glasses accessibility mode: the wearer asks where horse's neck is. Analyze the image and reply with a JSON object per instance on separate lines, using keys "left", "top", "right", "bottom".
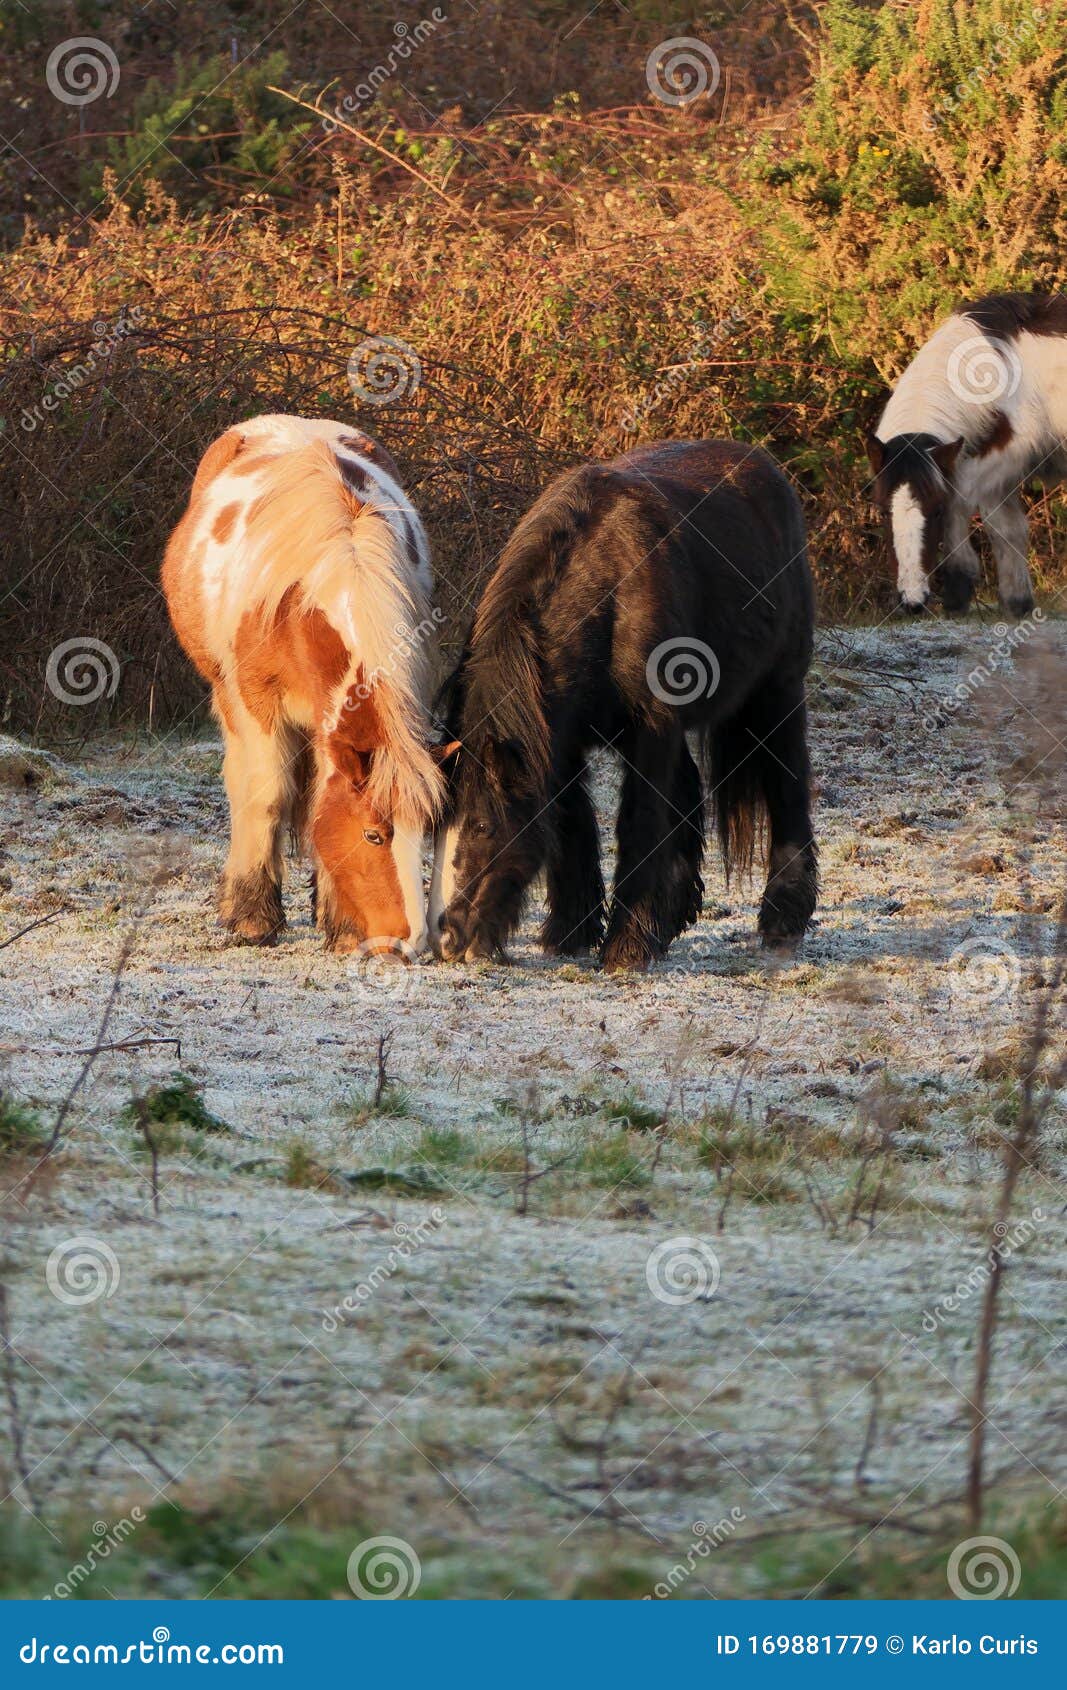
{"left": 879, "top": 322, "right": 974, "bottom": 443}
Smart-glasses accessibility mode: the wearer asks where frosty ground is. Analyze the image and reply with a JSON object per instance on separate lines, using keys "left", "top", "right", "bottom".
{"left": 1, "top": 619, "right": 1065, "bottom": 1599}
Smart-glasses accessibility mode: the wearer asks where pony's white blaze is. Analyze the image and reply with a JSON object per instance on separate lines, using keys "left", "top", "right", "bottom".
{"left": 889, "top": 485, "right": 929, "bottom": 605}
{"left": 428, "top": 824, "right": 461, "bottom": 936}
{"left": 392, "top": 824, "right": 429, "bottom": 953}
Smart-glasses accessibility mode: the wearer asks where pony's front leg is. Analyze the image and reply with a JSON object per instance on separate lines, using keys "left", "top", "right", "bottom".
{"left": 936, "top": 497, "right": 981, "bottom": 613}
{"left": 217, "top": 694, "right": 287, "bottom": 944}
{"left": 541, "top": 757, "right": 605, "bottom": 955}
{"left": 981, "top": 492, "right": 1035, "bottom": 618}
{"left": 601, "top": 730, "right": 681, "bottom": 973}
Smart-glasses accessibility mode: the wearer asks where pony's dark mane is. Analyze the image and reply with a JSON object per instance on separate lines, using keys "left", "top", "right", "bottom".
{"left": 958, "top": 290, "right": 1067, "bottom": 341}
{"left": 449, "top": 463, "right": 650, "bottom": 809}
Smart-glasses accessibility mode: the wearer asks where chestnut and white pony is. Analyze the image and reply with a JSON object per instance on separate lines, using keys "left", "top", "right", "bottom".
{"left": 163, "top": 414, "right": 443, "bottom": 955}
{"left": 867, "top": 291, "right": 1067, "bottom": 616}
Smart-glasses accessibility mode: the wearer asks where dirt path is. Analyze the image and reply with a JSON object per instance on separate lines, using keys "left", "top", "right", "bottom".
{"left": 1, "top": 619, "right": 1064, "bottom": 1599}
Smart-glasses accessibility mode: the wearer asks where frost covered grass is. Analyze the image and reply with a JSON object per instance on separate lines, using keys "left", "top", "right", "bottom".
{"left": 0, "top": 621, "right": 1064, "bottom": 1598}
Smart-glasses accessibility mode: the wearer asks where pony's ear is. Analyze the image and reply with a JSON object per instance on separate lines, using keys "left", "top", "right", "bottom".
{"left": 865, "top": 432, "right": 886, "bottom": 476}
{"left": 332, "top": 742, "right": 375, "bottom": 788}
{"left": 432, "top": 739, "right": 462, "bottom": 770}
{"left": 931, "top": 436, "right": 964, "bottom": 478}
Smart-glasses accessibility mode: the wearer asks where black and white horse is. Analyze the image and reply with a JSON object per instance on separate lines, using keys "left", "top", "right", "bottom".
{"left": 867, "top": 291, "right": 1066, "bottom": 617}
{"left": 429, "top": 440, "right": 818, "bottom": 972}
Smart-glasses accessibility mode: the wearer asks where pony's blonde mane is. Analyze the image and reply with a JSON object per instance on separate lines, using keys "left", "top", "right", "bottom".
{"left": 233, "top": 437, "right": 442, "bottom": 826}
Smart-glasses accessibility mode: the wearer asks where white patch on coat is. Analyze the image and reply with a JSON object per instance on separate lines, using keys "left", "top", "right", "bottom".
{"left": 428, "top": 825, "right": 460, "bottom": 935}
{"left": 391, "top": 823, "right": 429, "bottom": 953}
{"left": 890, "top": 485, "right": 929, "bottom": 605}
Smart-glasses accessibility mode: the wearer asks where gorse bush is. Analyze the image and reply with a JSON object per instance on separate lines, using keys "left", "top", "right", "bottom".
{"left": 750, "top": 0, "right": 1067, "bottom": 359}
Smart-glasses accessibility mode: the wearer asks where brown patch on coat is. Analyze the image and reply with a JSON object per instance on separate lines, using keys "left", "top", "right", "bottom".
{"left": 232, "top": 589, "right": 349, "bottom": 731}
{"left": 212, "top": 502, "right": 241, "bottom": 543}
{"left": 337, "top": 431, "right": 401, "bottom": 483}
{"left": 974, "top": 409, "right": 1014, "bottom": 458}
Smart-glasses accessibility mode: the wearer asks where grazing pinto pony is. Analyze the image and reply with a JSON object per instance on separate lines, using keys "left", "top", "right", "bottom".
{"left": 867, "top": 291, "right": 1067, "bottom": 617}
{"left": 163, "top": 414, "right": 443, "bottom": 954}
{"left": 430, "top": 440, "right": 817, "bottom": 972}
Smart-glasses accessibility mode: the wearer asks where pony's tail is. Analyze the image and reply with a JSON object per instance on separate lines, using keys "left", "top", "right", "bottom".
{"left": 703, "top": 700, "right": 769, "bottom": 882}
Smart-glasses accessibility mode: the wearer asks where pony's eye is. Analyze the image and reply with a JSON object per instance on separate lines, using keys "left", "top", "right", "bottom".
{"left": 471, "top": 821, "right": 492, "bottom": 838}
{"left": 363, "top": 829, "right": 386, "bottom": 847}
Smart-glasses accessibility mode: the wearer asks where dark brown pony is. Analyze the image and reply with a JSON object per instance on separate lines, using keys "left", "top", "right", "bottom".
{"left": 430, "top": 439, "right": 818, "bottom": 971}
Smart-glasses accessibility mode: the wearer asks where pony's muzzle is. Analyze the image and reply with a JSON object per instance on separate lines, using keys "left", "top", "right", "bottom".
{"left": 898, "top": 592, "right": 929, "bottom": 616}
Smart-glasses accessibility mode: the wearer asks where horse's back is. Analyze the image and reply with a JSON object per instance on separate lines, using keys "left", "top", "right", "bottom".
{"left": 611, "top": 437, "right": 812, "bottom": 651}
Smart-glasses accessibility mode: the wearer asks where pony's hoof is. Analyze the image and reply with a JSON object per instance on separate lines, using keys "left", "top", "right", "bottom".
{"left": 600, "top": 936, "right": 654, "bottom": 974}
{"left": 1002, "top": 595, "right": 1035, "bottom": 620}
{"left": 227, "top": 921, "right": 282, "bottom": 946}
{"left": 938, "top": 566, "right": 976, "bottom": 615}
{"left": 541, "top": 918, "right": 603, "bottom": 957}
{"left": 760, "top": 933, "right": 801, "bottom": 960}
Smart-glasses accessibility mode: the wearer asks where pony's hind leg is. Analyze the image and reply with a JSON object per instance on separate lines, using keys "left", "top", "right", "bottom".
{"left": 754, "top": 682, "right": 817, "bottom": 950}
{"left": 663, "top": 739, "right": 705, "bottom": 941}
{"left": 216, "top": 691, "right": 292, "bottom": 944}
{"left": 981, "top": 492, "right": 1035, "bottom": 618}
{"left": 541, "top": 756, "right": 605, "bottom": 955}
{"left": 601, "top": 728, "right": 683, "bottom": 972}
